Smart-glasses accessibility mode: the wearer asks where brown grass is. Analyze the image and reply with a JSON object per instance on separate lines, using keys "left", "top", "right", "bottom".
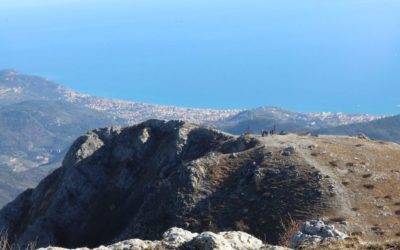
{"left": 298, "top": 237, "right": 400, "bottom": 250}
{"left": 278, "top": 216, "right": 302, "bottom": 247}
{"left": 0, "top": 231, "right": 36, "bottom": 250}
{"left": 263, "top": 134, "right": 400, "bottom": 245}
{"left": 0, "top": 231, "right": 13, "bottom": 250}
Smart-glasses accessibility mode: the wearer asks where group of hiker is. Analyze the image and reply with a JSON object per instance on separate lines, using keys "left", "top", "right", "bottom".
{"left": 261, "top": 129, "right": 275, "bottom": 137}
{"left": 261, "top": 125, "right": 277, "bottom": 137}
{"left": 244, "top": 124, "right": 288, "bottom": 137}
{"left": 261, "top": 125, "right": 288, "bottom": 137}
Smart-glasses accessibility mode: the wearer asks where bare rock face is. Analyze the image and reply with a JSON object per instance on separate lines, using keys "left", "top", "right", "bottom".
{"left": 189, "top": 231, "right": 263, "bottom": 250}
{"left": 0, "top": 120, "right": 335, "bottom": 248}
{"left": 162, "top": 227, "right": 199, "bottom": 248}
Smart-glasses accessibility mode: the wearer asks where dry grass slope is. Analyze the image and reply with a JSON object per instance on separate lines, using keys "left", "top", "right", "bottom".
{"left": 259, "top": 133, "right": 400, "bottom": 243}
{"left": 298, "top": 237, "right": 400, "bottom": 250}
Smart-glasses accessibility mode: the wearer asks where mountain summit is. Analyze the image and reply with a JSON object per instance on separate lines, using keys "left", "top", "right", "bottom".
{"left": 0, "top": 120, "right": 335, "bottom": 248}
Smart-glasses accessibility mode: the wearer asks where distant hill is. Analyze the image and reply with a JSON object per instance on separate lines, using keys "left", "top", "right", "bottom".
{"left": 0, "top": 69, "right": 66, "bottom": 104}
{"left": 0, "top": 70, "right": 240, "bottom": 124}
{"left": 0, "top": 100, "right": 122, "bottom": 207}
{"left": 0, "top": 100, "right": 122, "bottom": 172}
{"left": 214, "top": 107, "right": 383, "bottom": 135}
{"left": 315, "top": 115, "right": 400, "bottom": 143}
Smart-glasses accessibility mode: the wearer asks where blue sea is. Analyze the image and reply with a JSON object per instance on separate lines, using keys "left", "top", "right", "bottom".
{"left": 0, "top": 0, "right": 399, "bottom": 114}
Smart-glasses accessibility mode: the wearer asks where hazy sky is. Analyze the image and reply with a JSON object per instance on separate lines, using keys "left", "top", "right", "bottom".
{"left": 0, "top": 0, "right": 399, "bottom": 114}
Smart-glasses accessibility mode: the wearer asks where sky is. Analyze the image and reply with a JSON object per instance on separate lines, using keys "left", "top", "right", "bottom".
{"left": 0, "top": 0, "right": 399, "bottom": 114}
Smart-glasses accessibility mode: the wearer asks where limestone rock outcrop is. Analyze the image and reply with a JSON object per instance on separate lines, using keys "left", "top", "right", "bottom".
{"left": 290, "top": 220, "right": 348, "bottom": 248}
{"left": 38, "top": 227, "right": 290, "bottom": 250}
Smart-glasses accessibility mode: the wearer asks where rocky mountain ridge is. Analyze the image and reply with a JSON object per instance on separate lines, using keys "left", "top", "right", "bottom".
{"left": 0, "top": 69, "right": 394, "bottom": 210}
{"left": 0, "top": 120, "right": 339, "bottom": 248}
{"left": 2, "top": 120, "right": 400, "bottom": 249}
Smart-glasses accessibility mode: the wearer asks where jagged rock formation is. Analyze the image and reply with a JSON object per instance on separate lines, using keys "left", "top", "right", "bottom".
{"left": 37, "top": 227, "right": 290, "bottom": 250}
{"left": 0, "top": 120, "right": 338, "bottom": 248}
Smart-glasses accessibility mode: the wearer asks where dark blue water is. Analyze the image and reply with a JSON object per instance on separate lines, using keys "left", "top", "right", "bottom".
{"left": 0, "top": 0, "right": 399, "bottom": 114}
